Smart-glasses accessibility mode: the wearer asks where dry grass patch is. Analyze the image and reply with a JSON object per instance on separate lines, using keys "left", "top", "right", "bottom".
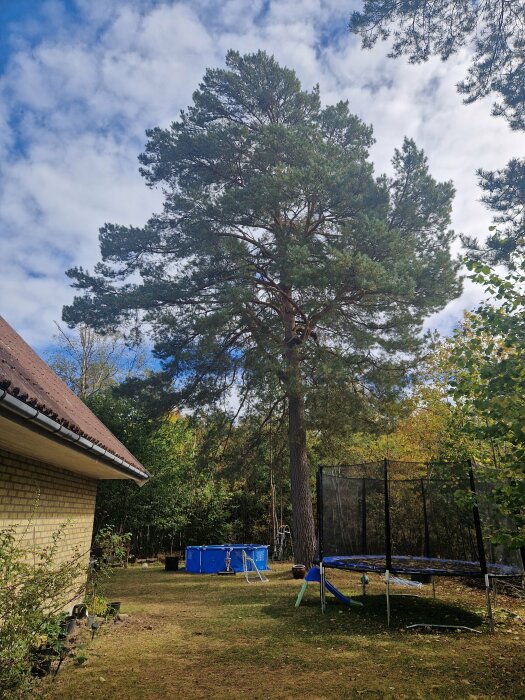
{"left": 43, "top": 563, "right": 525, "bottom": 699}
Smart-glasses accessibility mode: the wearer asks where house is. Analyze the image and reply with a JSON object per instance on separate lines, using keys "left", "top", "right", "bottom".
{"left": 0, "top": 315, "right": 148, "bottom": 575}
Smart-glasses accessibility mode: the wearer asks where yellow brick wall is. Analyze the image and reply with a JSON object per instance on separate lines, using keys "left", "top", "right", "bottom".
{"left": 0, "top": 447, "right": 97, "bottom": 588}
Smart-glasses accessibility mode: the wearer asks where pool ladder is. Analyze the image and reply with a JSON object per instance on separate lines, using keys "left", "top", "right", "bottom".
{"left": 242, "top": 549, "right": 268, "bottom": 583}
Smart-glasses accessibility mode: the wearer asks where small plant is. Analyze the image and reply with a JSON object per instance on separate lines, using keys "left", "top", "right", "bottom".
{"left": 84, "top": 527, "right": 131, "bottom": 620}
{"left": 73, "top": 648, "right": 88, "bottom": 666}
{"left": 88, "top": 595, "right": 108, "bottom": 617}
{"left": 96, "top": 527, "right": 132, "bottom": 567}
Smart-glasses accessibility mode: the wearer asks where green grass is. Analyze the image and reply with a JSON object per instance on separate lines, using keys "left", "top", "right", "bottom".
{"left": 44, "top": 564, "right": 525, "bottom": 699}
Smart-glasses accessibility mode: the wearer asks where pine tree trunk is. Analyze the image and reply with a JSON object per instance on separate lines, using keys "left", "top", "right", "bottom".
{"left": 282, "top": 285, "right": 316, "bottom": 567}
{"left": 287, "top": 375, "right": 316, "bottom": 566}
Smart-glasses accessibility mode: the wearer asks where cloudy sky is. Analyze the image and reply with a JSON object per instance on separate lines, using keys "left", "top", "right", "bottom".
{"left": 0, "top": 0, "right": 523, "bottom": 353}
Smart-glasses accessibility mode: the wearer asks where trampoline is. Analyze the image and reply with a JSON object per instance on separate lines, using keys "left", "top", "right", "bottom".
{"left": 322, "top": 555, "right": 520, "bottom": 578}
{"left": 316, "top": 460, "right": 524, "bottom": 630}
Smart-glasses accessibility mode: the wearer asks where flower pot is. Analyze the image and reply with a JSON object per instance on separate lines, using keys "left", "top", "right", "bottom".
{"left": 60, "top": 615, "right": 76, "bottom": 636}
{"left": 31, "top": 646, "right": 57, "bottom": 677}
{"left": 72, "top": 604, "right": 87, "bottom": 619}
{"left": 165, "top": 555, "right": 179, "bottom": 572}
{"left": 31, "top": 657, "right": 52, "bottom": 678}
{"left": 107, "top": 601, "right": 121, "bottom": 616}
{"left": 292, "top": 564, "right": 307, "bottom": 579}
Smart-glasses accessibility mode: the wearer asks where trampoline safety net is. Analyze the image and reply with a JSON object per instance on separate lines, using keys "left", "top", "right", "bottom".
{"left": 318, "top": 461, "right": 524, "bottom": 577}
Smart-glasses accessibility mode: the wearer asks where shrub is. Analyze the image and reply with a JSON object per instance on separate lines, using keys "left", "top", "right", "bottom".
{"left": 84, "top": 527, "right": 131, "bottom": 616}
{"left": 0, "top": 525, "right": 85, "bottom": 697}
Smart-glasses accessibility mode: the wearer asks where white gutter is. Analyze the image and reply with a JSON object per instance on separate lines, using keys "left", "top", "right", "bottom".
{"left": 0, "top": 389, "right": 149, "bottom": 483}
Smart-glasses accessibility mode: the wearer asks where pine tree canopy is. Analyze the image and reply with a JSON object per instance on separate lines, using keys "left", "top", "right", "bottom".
{"left": 64, "top": 50, "right": 461, "bottom": 564}
{"left": 350, "top": 1, "right": 525, "bottom": 131}
{"left": 464, "top": 159, "right": 525, "bottom": 267}
{"left": 350, "top": 1, "right": 525, "bottom": 267}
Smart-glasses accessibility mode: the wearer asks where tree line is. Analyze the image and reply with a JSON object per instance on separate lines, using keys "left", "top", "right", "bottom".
{"left": 49, "top": 301, "right": 524, "bottom": 558}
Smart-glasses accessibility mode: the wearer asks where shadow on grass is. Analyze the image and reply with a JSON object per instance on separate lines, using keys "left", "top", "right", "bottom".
{"left": 110, "top": 568, "right": 484, "bottom": 634}
{"left": 261, "top": 593, "right": 484, "bottom": 634}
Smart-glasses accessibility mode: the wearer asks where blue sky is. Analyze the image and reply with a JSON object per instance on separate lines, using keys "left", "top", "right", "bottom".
{"left": 0, "top": 0, "right": 524, "bottom": 353}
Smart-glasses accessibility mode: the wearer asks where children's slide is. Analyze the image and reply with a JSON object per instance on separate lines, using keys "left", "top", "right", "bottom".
{"left": 324, "top": 578, "right": 356, "bottom": 605}
{"left": 294, "top": 566, "right": 363, "bottom": 608}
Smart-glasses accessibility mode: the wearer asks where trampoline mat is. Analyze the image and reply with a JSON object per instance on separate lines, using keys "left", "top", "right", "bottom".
{"left": 322, "top": 554, "right": 522, "bottom": 578}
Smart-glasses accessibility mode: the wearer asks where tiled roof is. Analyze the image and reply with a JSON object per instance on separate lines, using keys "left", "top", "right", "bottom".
{"left": 0, "top": 316, "right": 148, "bottom": 479}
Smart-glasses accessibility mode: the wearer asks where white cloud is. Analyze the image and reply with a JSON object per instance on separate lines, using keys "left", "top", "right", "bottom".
{"left": 0, "top": 0, "right": 523, "bottom": 348}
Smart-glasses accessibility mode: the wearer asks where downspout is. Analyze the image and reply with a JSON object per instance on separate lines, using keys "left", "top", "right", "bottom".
{"left": 0, "top": 389, "right": 149, "bottom": 484}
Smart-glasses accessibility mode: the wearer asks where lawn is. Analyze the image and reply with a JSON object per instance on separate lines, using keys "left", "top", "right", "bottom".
{"left": 45, "top": 563, "right": 525, "bottom": 699}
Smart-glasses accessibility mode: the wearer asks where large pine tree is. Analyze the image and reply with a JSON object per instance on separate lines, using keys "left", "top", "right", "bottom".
{"left": 64, "top": 50, "right": 461, "bottom": 565}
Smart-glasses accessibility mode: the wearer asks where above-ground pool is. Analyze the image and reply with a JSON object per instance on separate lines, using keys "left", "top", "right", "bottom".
{"left": 185, "top": 544, "right": 269, "bottom": 574}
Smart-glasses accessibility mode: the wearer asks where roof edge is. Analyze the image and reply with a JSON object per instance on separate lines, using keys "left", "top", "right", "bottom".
{"left": 0, "top": 389, "right": 149, "bottom": 483}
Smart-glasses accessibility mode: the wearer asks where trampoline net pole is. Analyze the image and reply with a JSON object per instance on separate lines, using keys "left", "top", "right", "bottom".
{"left": 316, "top": 467, "right": 324, "bottom": 564}
{"left": 361, "top": 477, "right": 367, "bottom": 555}
{"left": 385, "top": 569, "right": 391, "bottom": 627}
{"left": 384, "top": 458, "right": 392, "bottom": 572}
{"left": 317, "top": 468, "right": 325, "bottom": 613}
{"left": 421, "top": 478, "right": 431, "bottom": 558}
{"left": 485, "top": 573, "right": 494, "bottom": 632}
{"left": 469, "top": 463, "right": 488, "bottom": 576}
{"left": 469, "top": 463, "right": 494, "bottom": 632}
{"left": 320, "top": 561, "right": 326, "bottom": 613}
{"left": 384, "top": 459, "right": 392, "bottom": 628}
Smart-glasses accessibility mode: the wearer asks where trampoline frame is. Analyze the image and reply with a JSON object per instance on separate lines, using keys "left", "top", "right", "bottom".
{"left": 316, "top": 459, "right": 525, "bottom": 632}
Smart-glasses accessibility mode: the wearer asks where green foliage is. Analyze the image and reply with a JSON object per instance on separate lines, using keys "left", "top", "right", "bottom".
{"left": 89, "top": 392, "right": 234, "bottom": 553}
{"left": 84, "top": 391, "right": 156, "bottom": 461}
{"left": 350, "top": 1, "right": 525, "bottom": 267}
{"left": 0, "top": 525, "right": 85, "bottom": 697}
{"left": 448, "top": 258, "right": 525, "bottom": 546}
{"left": 95, "top": 526, "right": 132, "bottom": 567}
{"left": 202, "top": 410, "right": 291, "bottom": 545}
{"left": 464, "top": 159, "right": 525, "bottom": 267}
{"left": 84, "top": 527, "right": 131, "bottom": 616}
{"left": 73, "top": 648, "right": 88, "bottom": 666}
{"left": 350, "top": 1, "right": 525, "bottom": 131}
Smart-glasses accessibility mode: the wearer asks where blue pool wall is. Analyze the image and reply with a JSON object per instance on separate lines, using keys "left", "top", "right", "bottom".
{"left": 185, "top": 544, "right": 269, "bottom": 573}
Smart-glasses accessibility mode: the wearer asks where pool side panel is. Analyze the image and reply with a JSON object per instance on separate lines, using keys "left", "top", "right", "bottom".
{"left": 185, "top": 545, "right": 269, "bottom": 573}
